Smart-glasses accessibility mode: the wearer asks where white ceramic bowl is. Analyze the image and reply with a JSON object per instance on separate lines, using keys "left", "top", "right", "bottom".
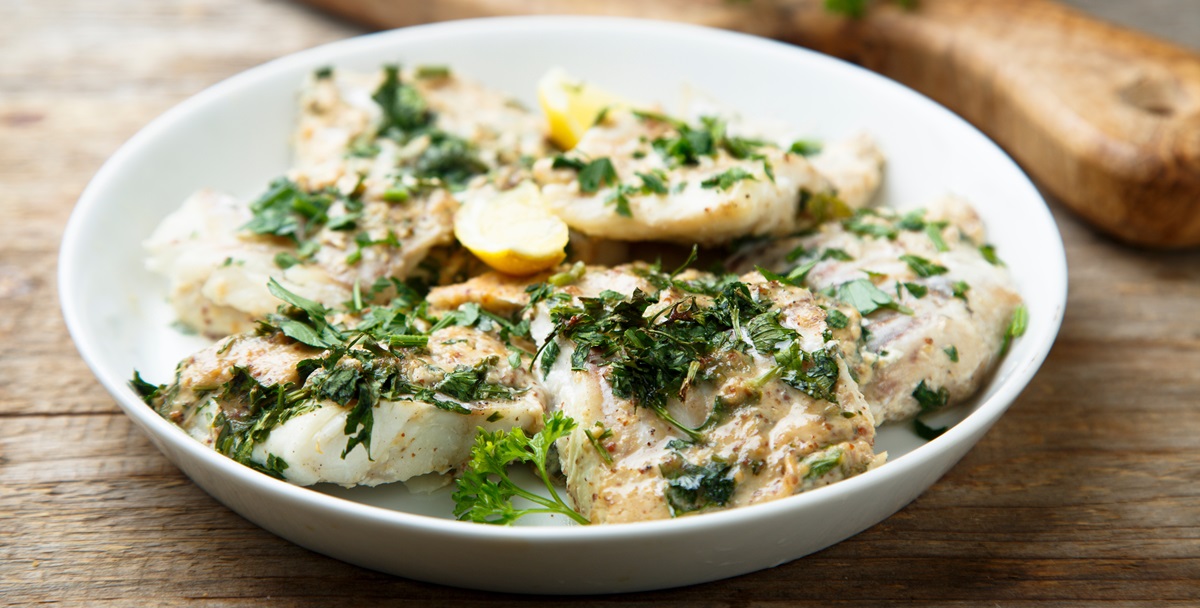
{"left": 60, "top": 16, "right": 1066, "bottom": 594}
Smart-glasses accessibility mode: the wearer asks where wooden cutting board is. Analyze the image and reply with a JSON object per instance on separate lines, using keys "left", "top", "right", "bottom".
{"left": 297, "top": 0, "right": 1200, "bottom": 248}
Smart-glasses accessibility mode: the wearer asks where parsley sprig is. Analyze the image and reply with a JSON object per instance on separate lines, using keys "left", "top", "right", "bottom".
{"left": 452, "top": 411, "right": 589, "bottom": 525}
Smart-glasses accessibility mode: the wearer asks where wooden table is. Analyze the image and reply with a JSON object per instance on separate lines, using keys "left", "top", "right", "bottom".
{"left": 3, "top": 1, "right": 1198, "bottom": 605}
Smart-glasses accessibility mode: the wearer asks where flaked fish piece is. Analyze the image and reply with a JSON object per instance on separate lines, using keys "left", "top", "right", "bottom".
{"left": 148, "top": 66, "right": 542, "bottom": 337}
{"left": 145, "top": 185, "right": 463, "bottom": 336}
{"left": 532, "top": 110, "right": 883, "bottom": 246}
{"left": 809, "top": 133, "right": 886, "bottom": 212}
{"left": 295, "top": 66, "right": 546, "bottom": 180}
{"left": 144, "top": 324, "right": 546, "bottom": 488}
{"left": 144, "top": 189, "right": 349, "bottom": 335}
{"left": 427, "top": 269, "right": 552, "bottom": 318}
{"left": 530, "top": 112, "right": 814, "bottom": 246}
{"left": 728, "top": 195, "right": 1023, "bottom": 424}
{"left": 526, "top": 265, "right": 881, "bottom": 523}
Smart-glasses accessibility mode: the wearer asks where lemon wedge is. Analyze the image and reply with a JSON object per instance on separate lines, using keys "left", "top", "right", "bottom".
{"left": 454, "top": 182, "right": 569, "bottom": 276}
{"left": 538, "top": 67, "right": 624, "bottom": 150}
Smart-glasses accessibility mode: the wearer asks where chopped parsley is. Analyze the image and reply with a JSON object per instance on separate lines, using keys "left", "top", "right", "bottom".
{"left": 999, "top": 304, "right": 1028, "bottom": 355}
{"left": 837, "top": 278, "right": 912, "bottom": 316}
{"left": 785, "top": 245, "right": 809, "bottom": 262}
{"left": 897, "top": 209, "right": 927, "bottom": 231}
{"left": 951, "top": 280, "right": 971, "bottom": 301}
{"left": 382, "top": 188, "right": 410, "bottom": 202}
{"left": 912, "top": 380, "right": 949, "bottom": 413}
{"left": 788, "top": 139, "right": 823, "bottom": 156}
{"left": 548, "top": 261, "right": 586, "bottom": 286}
{"left": 822, "top": 248, "right": 854, "bottom": 261}
{"left": 771, "top": 342, "right": 841, "bottom": 403}
{"left": 844, "top": 212, "right": 898, "bottom": 239}
{"left": 800, "top": 190, "right": 852, "bottom": 223}
{"left": 538, "top": 274, "right": 841, "bottom": 440}
{"left": 700, "top": 167, "right": 756, "bottom": 191}
{"left": 242, "top": 178, "right": 336, "bottom": 243}
{"left": 899, "top": 254, "right": 948, "bottom": 277}
{"left": 944, "top": 345, "right": 959, "bottom": 362}
{"left": 824, "top": 308, "right": 850, "bottom": 329}
{"left": 661, "top": 455, "right": 736, "bottom": 516}
{"left": 345, "top": 230, "right": 400, "bottom": 265}
{"left": 979, "top": 244, "right": 1004, "bottom": 266}
{"left": 745, "top": 310, "right": 794, "bottom": 353}
{"left": 553, "top": 155, "right": 619, "bottom": 193}
{"left": 413, "top": 131, "right": 488, "bottom": 187}
{"left": 636, "top": 169, "right": 670, "bottom": 194}
{"left": 215, "top": 376, "right": 317, "bottom": 473}
{"left": 584, "top": 424, "right": 615, "bottom": 465}
{"left": 538, "top": 340, "right": 560, "bottom": 380}
{"left": 802, "top": 447, "right": 844, "bottom": 479}
{"left": 414, "top": 64, "right": 451, "bottom": 79}
{"left": 925, "top": 223, "right": 950, "bottom": 252}
{"left": 373, "top": 64, "right": 435, "bottom": 137}
{"left": 825, "top": 0, "right": 917, "bottom": 18}
{"left": 606, "top": 184, "right": 636, "bottom": 217}
{"left": 602, "top": 169, "right": 674, "bottom": 217}
{"left": 634, "top": 112, "right": 777, "bottom": 175}
{"left": 902, "top": 282, "right": 928, "bottom": 298}
{"left": 913, "top": 418, "right": 947, "bottom": 440}
{"left": 368, "top": 65, "right": 486, "bottom": 188}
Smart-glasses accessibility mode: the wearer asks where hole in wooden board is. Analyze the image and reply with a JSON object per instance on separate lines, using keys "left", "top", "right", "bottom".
{"left": 1117, "top": 74, "right": 1189, "bottom": 117}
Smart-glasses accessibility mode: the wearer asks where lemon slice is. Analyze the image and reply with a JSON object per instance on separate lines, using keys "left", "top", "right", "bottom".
{"left": 454, "top": 182, "right": 569, "bottom": 276}
{"left": 538, "top": 67, "right": 624, "bottom": 150}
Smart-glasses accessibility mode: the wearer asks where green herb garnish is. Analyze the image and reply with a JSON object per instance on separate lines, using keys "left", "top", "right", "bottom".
{"left": 800, "top": 191, "right": 852, "bottom": 223}
{"left": 902, "top": 282, "right": 928, "bottom": 298}
{"left": 925, "top": 222, "right": 950, "bottom": 252}
{"left": 913, "top": 418, "right": 947, "bottom": 440}
{"left": 912, "top": 379, "right": 949, "bottom": 413}
{"left": 373, "top": 64, "right": 434, "bottom": 136}
{"left": 951, "top": 280, "right": 970, "bottom": 301}
{"left": 414, "top": 131, "right": 487, "bottom": 187}
{"left": 242, "top": 178, "right": 335, "bottom": 242}
{"left": 837, "top": 278, "right": 912, "bottom": 316}
{"left": 553, "top": 156, "right": 619, "bottom": 194}
{"left": 944, "top": 345, "right": 959, "bottom": 362}
{"left": 802, "top": 447, "right": 844, "bottom": 479}
{"left": 845, "top": 212, "right": 898, "bottom": 239}
{"left": 789, "top": 139, "right": 823, "bottom": 156}
{"left": 900, "top": 254, "right": 948, "bottom": 277}
{"left": 452, "top": 411, "right": 588, "bottom": 525}
{"left": 825, "top": 308, "right": 850, "bottom": 329}
{"left": 999, "top": 304, "right": 1028, "bottom": 355}
{"left": 979, "top": 244, "right": 1004, "bottom": 266}
{"left": 584, "top": 425, "right": 615, "bottom": 465}
{"left": 661, "top": 456, "right": 736, "bottom": 516}
{"left": 415, "top": 65, "right": 451, "bottom": 79}
{"left": 700, "top": 167, "right": 756, "bottom": 191}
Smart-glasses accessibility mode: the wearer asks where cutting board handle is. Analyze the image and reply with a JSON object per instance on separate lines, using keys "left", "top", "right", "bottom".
{"left": 299, "top": 0, "right": 1200, "bottom": 246}
{"left": 781, "top": 0, "right": 1200, "bottom": 247}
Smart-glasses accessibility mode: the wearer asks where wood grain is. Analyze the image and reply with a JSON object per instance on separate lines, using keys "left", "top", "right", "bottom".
{"left": 298, "top": 0, "right": 1200, "bottom": 248}
{"left": 2, "top": 0, "right": 1200, "bottom": 605}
